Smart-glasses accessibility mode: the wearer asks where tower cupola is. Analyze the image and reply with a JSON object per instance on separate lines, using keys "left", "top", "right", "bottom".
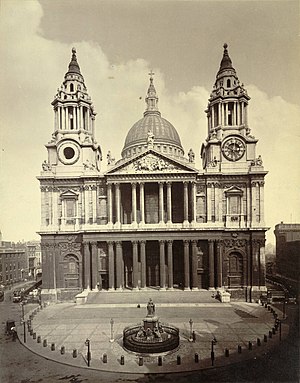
{"left": 206, "top": 43, "right": 251, "bottom": 140}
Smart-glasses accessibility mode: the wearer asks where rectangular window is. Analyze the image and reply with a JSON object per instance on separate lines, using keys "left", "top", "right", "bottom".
{"left": 66, "top": 200, "right": 75, "bottom": 217}
{"left": 229, "top": 196, "right": 240, "bottom": 215}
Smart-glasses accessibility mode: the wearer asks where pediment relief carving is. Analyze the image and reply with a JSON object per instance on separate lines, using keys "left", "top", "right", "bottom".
{"left": 107, "top": 152, "right": 196, "bottom": 175}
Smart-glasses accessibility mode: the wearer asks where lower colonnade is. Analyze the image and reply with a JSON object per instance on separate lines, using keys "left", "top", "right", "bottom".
{"left": 82, "top": 239, "right": 225, "bottom": 292}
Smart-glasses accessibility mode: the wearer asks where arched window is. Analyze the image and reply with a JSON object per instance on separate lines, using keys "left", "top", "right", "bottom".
{"left": 227, "top": 252, "right": 243, "bottom": 287}
{"left": 70, "top": 83, "right": 74, "bottom": 92}
{"left": 63, "top": 255, "right": 79, "bottom": 288}
{"left": 227, "top": 79, "right": 231, "bottom": 88}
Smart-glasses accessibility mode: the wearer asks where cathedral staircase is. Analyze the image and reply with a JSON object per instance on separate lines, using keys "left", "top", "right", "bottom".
{"left": 85, "top": 289, "right": 218, "bottom": 305}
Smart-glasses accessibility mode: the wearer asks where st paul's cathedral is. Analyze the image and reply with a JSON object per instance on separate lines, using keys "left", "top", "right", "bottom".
{"left": 38, "top": 44, "right": 268, "bottom": 302}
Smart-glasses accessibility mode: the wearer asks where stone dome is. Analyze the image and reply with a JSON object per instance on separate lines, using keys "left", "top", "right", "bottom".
{"left": 121, "top": 76, "right": 184, "bottom": 159}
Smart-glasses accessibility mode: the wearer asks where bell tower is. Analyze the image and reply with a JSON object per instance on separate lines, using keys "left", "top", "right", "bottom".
{"left": 38, "top": 48, "right": 102, "bottom": 233}
{"left": 46, "top": 48, "right": 102, "bottom": 174}
{"left": 201, "top": 43, "right": 262, "bottom": 174}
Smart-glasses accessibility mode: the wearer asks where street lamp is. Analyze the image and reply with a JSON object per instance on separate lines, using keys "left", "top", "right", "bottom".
{"left": 189, "top": 318, "right": 193, "bottom": 342}
{"left": 20, "top": 302, "right": 26, "bottom": 343}
{"left": 110, "top": 318, "right": 114, "bottom": 343}
{"left": 211, "top": 337, "right": 217, "bottom": 366}
{"left": 85, "top": 338, "right": 91, "bottom": 367}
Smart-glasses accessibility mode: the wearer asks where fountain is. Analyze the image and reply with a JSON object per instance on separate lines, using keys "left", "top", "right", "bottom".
{"left": 123, "top": 298, "right": 180, "bottom": 353}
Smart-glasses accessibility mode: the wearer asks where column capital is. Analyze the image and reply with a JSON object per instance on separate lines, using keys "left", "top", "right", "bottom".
{"left": 191, "top": 239, "right": 198, "bottom": 246}
{"left": 167, "top": 239, "right": 173, "bottom": 245}
{"left": 132, "top": 182, "right": 137, "bottom": 188}
{"left": 131, "top": 240, "right": 138, "bottom": 245}
{"left": 183, "top": 239, "right": 190, "bottom": 246}
{"left": 90, "top": 241, "right": 98, "bottom": 247}
{"left": 159, "top": 239, "right": 166, "bottom": 245}
{"left": 107, "top": 240, "right": 114, "bottom": 246}
{"left": 83, "top": 242, "right": 90, "bottom": 248}
{"left": 139, "top": 239, "right": 146, "bottom": 245}
{"left": 116, "top": 241, "right": 122, "bottom": 248}
{"left": 139, "top": 181, "right": 144, "bottom": 186}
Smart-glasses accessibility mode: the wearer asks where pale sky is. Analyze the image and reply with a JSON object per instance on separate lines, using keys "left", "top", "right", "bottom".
{"left": 0, "top": 0, "right": 299, "bottom": 244}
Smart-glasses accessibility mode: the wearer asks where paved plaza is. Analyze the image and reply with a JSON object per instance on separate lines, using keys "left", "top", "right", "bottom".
{"left": 18, "top": 290, "right": 288, "bottom": 375}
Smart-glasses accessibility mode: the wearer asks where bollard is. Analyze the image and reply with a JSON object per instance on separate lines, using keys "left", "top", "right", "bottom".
{"left": 60, "top": 346, "right": 65, "bottom": 355}
{"left": 248, "top": 341, "right": 252, "bottom": 350}
{"left": 225, "top": 348, "right": 229, "bottom": 357}
{"left": 33, "top": 332, "right": 36, "bottom": 340}
{"left": 139, "top": 356, "right": 143, "bottom": 366}
{"left": 257, "top": 338, "right": 261, "bottom": 346}
{"left": 272, "top": 327, "right": 276, "bottom": 335}
{"left": 158, "top": 356, "right": 162, "bottom": 366}
{"left": 238, "top": 345, "right": 242, "bottom": 353}
{"left": 43, "top": 339, "right": 47, "bottom": 347}
{"left": 103, "top": 353, "right": 107, "bottom": 363}
{"left": 51, "top": 343, "right": 55, "bottom": 351}
{"left": 37, "top": 335, "right": 41, "bottom": 343}
{"left": 269, "top": 330, "right": 272, "bottom": 339}
{"left": 195, "top": 353, "right": 199, "bottom": 363}
{"left": 177, "top": 355, "right": 181, "bottom": 365}
{"left": 264, "top": 334, "right": 268, "bottom": 342}
{"left": 73, "top": 349, "right": 77, "bottom": 358}
{"left": 120, "top": 355, "right": 125, "bottom": 365}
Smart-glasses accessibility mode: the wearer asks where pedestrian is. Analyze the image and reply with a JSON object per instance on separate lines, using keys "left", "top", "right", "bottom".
{"left": 11, "top": 326, "right": 17, "bottom": 341}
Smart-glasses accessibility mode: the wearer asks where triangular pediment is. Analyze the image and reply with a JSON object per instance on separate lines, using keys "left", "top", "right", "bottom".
{"left": 225, "top": 186, "right": 243, "bottom": 195}
{"left": 60, "top": 189, "right": 79, "bottom": 199}
{"left": 106, "top": 149, "right": 197, "bottom": 175}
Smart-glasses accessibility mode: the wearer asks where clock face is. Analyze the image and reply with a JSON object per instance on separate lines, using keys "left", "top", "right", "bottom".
{"left": 222, "top": 137, "right": 245, "bottom": 161}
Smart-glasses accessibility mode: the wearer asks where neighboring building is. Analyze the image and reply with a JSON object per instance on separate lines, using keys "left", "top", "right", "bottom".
{"left": 26, "top": 241, "right": 42, "bottom": 279}
{"left": 0, "top": 233, "right": 27, "bottom": 286}
{"left": 274, "top": 222, "right": 300, "bottom": 282}
{"left": 38, "top": 44, "right": 268, "bottom": 302}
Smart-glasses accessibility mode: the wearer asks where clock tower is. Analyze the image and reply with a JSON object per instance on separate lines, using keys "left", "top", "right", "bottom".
{"left": 201, "top": 43, "right": 261, "bottom": 173}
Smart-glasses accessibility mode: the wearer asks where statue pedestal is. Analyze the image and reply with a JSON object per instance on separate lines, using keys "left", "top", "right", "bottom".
{"left": 143, "top": 316, "right": 159, "bottom": 331}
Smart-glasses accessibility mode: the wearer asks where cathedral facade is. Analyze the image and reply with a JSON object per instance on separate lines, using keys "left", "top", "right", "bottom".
{"left": 38, "top": 45, "right": 268, "bottom": 302}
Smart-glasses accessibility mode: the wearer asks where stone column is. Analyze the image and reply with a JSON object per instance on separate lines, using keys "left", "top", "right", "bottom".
{"left": 115, "top": 183, "right": 121, "bottom": 227}
{"left": 191, "top": 240, "right": 198, "bottom": 290}
{"left": 159, "top": 240, "right": 166, "bottom": 289}
{"left": 251, "top": 181, "right": 257, "bottom": 226}
{"left": 166, "top": 182, "right": 172, "bottom": 224}
{"left": 84, "top": 185, "right": 90, "bottom": 224}
{"left": 259, "top": 181, "right": 265, "bottom": 225}
{"left": 208, "top": 240, "right": 215, "bottom": 290}
{"left": 139, "top": 183, "right": 145, "bottom": 225}
{"left": 131, "top": 183, "right": 137, "bottom": 225}
{"left": 159, "top": 182, "right": 164, "bottom": 224}
{"left": 183, "top": 240, "right": 190, "bottom": 290}
{"left": 233, "top": 102, "right": 236, "bottom": 125}
{"left": 107, "top": 183, "right": 113, "bottom": 225}
{"left": 218, "top": 103, "right": 221, "bottom": 126}
{"left": 92, "top": 185, "right": 97, "bottom": 224}
{"left": 167, "top": 240, "right": 173, "bottom": 289}
{"left": 52, "top": 187, "right": 58, "bottom": 229}
{"left": 83, "top": 242, "right": 91, "bottom": 290}
{"left": 115, "top": 241, "right": 123, "bottom": 290}
{"left": 216, "top": 240, "right": 223, "bottom": 288}
{"left": 225, "top": 103, "right": 228, "bottom": 125}
{"left": 191, "top": 181, "right": 196, "bottom": 224}
{"left": 132, "top": 240, "right": 139, "bottom": 289}
{"left": 58, "top": 107, "right": 61, "bottom": 130}
{"left": 207, "top": 183, "right": 212, "bottom": 222}
{"left": 183, "top": 182, "right": 189, "bottom": 225}
{"left": 211, "top": 105, "right": 215, "bottom": 128}
{"left": 108, "top": 241, "right": 115, "bottom": 290}
{"left": 259, "top": 239, "right": 266, "bottom": 288}
{"left": 91, "top": 242, "right": 98, "bottom": 290}
{"left": 140, "top": 240, "right": 146, "bottom": 288}
{"left": 237, "top": 102, "right": 240, "bottom": 125}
